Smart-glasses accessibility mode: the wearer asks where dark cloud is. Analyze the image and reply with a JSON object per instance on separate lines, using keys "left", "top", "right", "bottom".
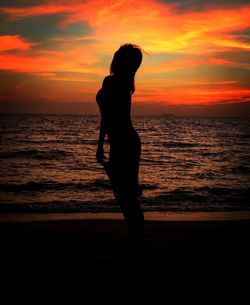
{"left": 216, "top": 49, "right": 250, "bottom": 66}
{"left": 0, "top": 0, "right": 47, "bottom": 7}
{"left": 229, "top": 27, "right": 250, "bottom": 43}
{"left": 205, "top": 51, "right": 250, "bottom": 87}
{"left": 0, "top": 71, "right": 36, "bottom": 90}
{"left": 157, "top": 0, "right": 250, "bottom": 11}
{"left": 193, "top": 64, "right": 249, "bottom": 85}
{"left": 0, "top": 71, "right": 44, "bottom": 101}
{"left": 0, "top": 13, "right": 92, "bottom": 44}
{"left": 0, "top": 100, "right": 99, "bottom": 115}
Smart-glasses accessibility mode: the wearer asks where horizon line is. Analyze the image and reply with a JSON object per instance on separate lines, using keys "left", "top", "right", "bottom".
{"left": 1, "top": 112, "right": 250, "bottom": 118}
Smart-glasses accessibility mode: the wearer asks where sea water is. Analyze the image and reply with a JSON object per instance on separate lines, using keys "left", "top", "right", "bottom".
{"left": 0, "top": 114, "right": 249, "bottom": 212}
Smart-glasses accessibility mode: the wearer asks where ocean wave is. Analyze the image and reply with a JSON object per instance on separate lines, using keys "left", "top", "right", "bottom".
{"left": 0, "top": 179, "right": 112, "bottom": 193}
{"left": 199, "top": 151, "right": 221, "bottom": 157}
{"left": 239, "top": 134, "right": 250, "bottom": 139}
{"left": 194, "top": 170, "right": 227, "bottom": 179}
{"left": 231, "top": 166, "right": 250, "bottom": 174}
{"left": 143, "top": 186, "right": 250, "bottom": 207}
{"left": 140, "top": 158, "right": 166, "bottom": 165}
{"left": 0, "top": 180, "right": 158, "bottom": 193}
{"left": 4, "top": 139, "right": 66, "bottom": 144}
{"left": 160, "top": 142, "right": 200, "bottom": 148}
{"left": 0, "top": 188, "right": 249, "bottom": 213}
{"left": 0, "top": 149, "right": 74, "bottom": 160}
{"left": 2, "top": 139, "right": 97, "bottom": 145}
{"left": 0, "top": 200, "right": 119, "bottom": 213}
{"left": 141, "top": 183, "right": 158, "bottom": 190}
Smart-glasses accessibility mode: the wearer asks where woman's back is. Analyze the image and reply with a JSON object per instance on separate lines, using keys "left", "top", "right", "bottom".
{"left": 96, "top": 75, "right": 134, "bottom": 142}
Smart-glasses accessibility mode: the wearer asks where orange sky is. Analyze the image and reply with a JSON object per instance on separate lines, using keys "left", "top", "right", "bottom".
{"left": 0, "top": 0, "right": 250, "bottom": 114}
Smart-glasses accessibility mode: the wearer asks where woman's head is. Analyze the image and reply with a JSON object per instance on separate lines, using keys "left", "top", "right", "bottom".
{"left": 110, "top": 44, "right": 143, "bottom": 77}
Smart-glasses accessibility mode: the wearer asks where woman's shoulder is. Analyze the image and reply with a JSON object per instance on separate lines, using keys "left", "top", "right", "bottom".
{"left": 96, "top": 76, "right": 113, "bottom": 104}
{"left": 102, "top": 75, "right": 114, "bottom": 89}
{"left": 103, "top": 75, "right": 130, "bottom": 93}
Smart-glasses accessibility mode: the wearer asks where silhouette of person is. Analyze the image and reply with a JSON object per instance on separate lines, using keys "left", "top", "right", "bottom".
{"left": 96, "top": 44, "right": 144, "bottom": 241}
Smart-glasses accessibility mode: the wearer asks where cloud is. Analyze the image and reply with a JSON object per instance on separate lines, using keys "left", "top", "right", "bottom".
{"left": 0, "top": 13, "right": 93, "bottom": 43}
{"left": 157, "top": 0, "right": 250, "bottom": 12}
{"left": 0, "top": 0, "right": 250, "bottom": 108}
{"left": 0, "top": 0, "right": 47, "bottom": 8}
{"left": 0, "top": 35, "right": 37, "bottom": 51}
{"left": 1, "top": 1, "right": 250, "bottom": 62}
{"left": 0, "top": 46, "right": 102, "bottom": 73}
{"left": 2, "top": 1, "right": 250, "bottom": 53}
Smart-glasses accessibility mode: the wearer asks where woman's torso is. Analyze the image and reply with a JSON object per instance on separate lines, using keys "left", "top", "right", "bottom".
{"left": 96, "top": 75, "right": 140, "bottom": 149}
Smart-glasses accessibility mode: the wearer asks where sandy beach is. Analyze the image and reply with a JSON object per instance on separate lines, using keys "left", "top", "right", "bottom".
{"left": 0, "top": 211, "right": 249, "bottom": 292}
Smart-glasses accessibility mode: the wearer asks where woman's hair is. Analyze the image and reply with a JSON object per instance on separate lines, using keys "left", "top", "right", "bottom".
{"left": 110, "top": 44, "right": 143, "bottom": 93}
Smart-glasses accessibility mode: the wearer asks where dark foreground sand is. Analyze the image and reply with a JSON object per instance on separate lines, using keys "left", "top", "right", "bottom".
{"left": 0, "top": 212, "right": 249, "bottom": 294}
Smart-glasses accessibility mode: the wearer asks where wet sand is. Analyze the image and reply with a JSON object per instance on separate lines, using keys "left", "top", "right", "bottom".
{"left": 0, "top": 211, "right": 249, "bottom": 293}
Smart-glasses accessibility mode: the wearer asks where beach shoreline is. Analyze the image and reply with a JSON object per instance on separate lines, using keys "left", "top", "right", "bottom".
{"left": 1, "top": 210, "right": 249, "bottom": 292}
{"left": 0, "top": 210, "right": 250, "bottom": 222}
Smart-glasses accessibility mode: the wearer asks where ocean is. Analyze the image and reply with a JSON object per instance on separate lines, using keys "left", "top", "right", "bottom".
{"left": 0, "top": 113, "right": 249, "bottom": 213}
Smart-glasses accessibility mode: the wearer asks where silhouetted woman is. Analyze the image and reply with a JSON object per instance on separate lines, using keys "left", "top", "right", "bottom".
{"left": 96, "top": 44, "right": 144, "bottom": 241}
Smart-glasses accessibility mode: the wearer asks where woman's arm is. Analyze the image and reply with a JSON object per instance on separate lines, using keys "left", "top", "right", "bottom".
{"left": 96, "top": 117, "right": 107, "bottom": 163}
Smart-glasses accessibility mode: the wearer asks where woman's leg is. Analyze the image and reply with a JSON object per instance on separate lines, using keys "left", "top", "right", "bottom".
{"left": 119, "top": 197, "right": 144, "bottom": 242}
{"left": 108, "top": 150, "right": 144, "bottom": 241}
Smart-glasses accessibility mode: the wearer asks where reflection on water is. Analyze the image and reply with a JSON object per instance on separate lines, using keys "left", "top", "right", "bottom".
{"left": 0, "top": 114, "right": 249, "bottom": 212}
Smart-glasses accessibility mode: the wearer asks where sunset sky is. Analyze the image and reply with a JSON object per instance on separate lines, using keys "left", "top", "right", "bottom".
{"left": 0, "top": 0, "right": 250, "bottom": 115}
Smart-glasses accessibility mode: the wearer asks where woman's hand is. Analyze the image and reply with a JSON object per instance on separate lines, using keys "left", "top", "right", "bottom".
{"left": 96, "top": 117, "right": 107, "bottom": 163}
{"left": 96, "top": 144, "right": 105, "bottom": 163}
